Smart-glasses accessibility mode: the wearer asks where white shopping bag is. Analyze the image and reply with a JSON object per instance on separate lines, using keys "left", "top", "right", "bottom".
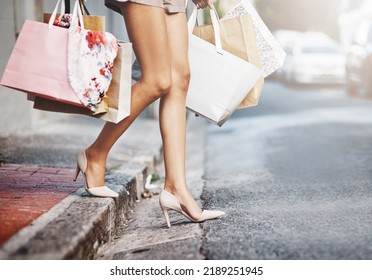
{"left": 186, "top": 7, "right": 262, "bottom": 126}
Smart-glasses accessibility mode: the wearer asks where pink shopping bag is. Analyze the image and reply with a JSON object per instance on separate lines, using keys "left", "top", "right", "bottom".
{"left": 0, "top": 17, "right": 84, "bottom": 107}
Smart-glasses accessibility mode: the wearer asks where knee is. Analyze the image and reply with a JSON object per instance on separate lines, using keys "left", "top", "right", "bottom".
{"left": 172, "top": 67, "right": 191, "bottom": 93}
{"left": 141, "top": 76, "right": 172, "bottom": 100}
{"left": 154, "top": 78, "right": 172, "bottom": 98}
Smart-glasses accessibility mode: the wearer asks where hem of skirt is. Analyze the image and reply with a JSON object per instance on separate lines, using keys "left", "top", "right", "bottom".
{"left": 165, "top": 6, "right": 186, "bottom": 13}
{"left": 105, "top": 0, "right": 185, "bottom": 14}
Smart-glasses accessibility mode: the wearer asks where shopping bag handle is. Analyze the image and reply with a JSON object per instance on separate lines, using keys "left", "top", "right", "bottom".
{"left": 71, "top": 0, "right": 85, "bottom": 30}
{"left": 79, "top": 0, "right": 90, "bottom": 15}
{"left": 48, "top": 0, "right": 63, "bottom": 28}
{"left": 64, "top": 0, "right": 90, "bottom": 15}
{"left": 187, "top": 6, "right": 223, "bottom": 54}
{"left": 48, "top": 0, "right": 88, "bottom": 29}
{"left": 64, "top": 0, "right": 70, "bottom": 13}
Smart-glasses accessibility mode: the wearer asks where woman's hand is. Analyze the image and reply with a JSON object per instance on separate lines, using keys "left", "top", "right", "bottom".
{"left": 192, "top": 0, "right": 213, "bottom": 9}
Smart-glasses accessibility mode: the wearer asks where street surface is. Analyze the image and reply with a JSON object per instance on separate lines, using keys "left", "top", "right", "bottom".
{"left": 203, "top": 81, "right": 372, "bottom": 259}
{"left": 99, "top": 81, "right": 372, "bottom": 259}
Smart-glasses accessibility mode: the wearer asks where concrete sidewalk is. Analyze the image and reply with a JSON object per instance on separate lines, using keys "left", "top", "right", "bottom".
{"left": 0, "top": 113, "right": 162, "bottom": 259}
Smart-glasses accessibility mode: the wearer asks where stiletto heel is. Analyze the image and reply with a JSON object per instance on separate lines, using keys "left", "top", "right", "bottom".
{"left": 162, "top": 208, "right": 171, "bottom": 228}
{"left": 159, "top": 189, "right": 225, "bottom": 228}
{"left": 74, "top": 150, "right": 119, "bottom": 198}
{"left": 73, "top": 164, "right": 80, "bottom": 182}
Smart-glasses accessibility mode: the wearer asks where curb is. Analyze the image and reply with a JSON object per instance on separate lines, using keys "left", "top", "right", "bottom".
{"left": 96, "top": 116, "right": 207, "bottom": 260}
{"left": 0, "top": 153, "right": 161, "bottom": 259}
{"left": 0, "top": 116, "right": 163, "bottom": 260}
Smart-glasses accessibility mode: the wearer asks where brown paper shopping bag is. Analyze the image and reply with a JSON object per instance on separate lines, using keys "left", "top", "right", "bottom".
{"left": 193, "top": 14, "right": 264, "bottom": 108}
{"left": 33, "top": 42, "right": 132, "bottom": 123}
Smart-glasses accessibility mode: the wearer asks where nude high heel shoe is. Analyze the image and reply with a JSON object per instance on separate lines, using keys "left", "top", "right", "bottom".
{"left": 159, "top": 189, "right": 225, "bottom": 228}
{"left": 73, "top": 151, "right": 119, "bottom": 198}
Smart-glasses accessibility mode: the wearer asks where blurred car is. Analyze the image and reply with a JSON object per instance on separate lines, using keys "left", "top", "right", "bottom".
{"left": 345, "top": 18, "right": 372, "bottom": 96}
{"left": 281, "top": 32, "right": 346, "bottom": 85}
{"left": 272, "top": 30, "right": 302, "bottom": 80}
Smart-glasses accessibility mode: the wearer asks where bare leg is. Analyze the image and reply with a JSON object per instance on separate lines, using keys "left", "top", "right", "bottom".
{"left": 84, "top": 3, "right": 172, "bottom": 188}
{"left": 160, "top": 13, "right": 202, "bottom": 219}
{"left": 82, "top": 3, "right": 202, "bottom": 219}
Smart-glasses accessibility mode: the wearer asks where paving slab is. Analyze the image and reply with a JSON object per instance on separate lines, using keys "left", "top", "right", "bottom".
{"left": 0, "top": 165, "right": 82, "bottom": 247}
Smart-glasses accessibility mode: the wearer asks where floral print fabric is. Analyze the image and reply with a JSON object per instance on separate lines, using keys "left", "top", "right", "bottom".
{"left": 53, "top": 14, "right": 72, "bottom": 28}
{"left": 68, "top": 23, "right": 118, "bottom": 112}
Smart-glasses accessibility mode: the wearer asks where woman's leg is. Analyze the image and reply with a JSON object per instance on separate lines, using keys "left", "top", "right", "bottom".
{"left": 83, "top": 3, "right": 172, "bottom": 189}
{"left": 160, "top": 13, "right": 202, "bottom": 219}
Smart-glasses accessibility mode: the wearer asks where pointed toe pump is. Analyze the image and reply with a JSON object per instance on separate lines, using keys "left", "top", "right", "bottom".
{"left": 73, "top": 151, "right": 119, "bottom": 198}
{"left": 159, "top": 189, "right": 225, "bottom": 228}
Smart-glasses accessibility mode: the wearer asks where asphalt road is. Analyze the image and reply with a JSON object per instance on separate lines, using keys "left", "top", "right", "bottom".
{"left": 201, "top": 81, "right": 372, "bottom": 259}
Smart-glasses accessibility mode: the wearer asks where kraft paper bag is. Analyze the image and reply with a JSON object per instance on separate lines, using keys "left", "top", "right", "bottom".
{"left": 32, "top": 42, "right": 132, "bottom": 124}
{"left": 193, "top": 14, "right": 264, "bottom": 109}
